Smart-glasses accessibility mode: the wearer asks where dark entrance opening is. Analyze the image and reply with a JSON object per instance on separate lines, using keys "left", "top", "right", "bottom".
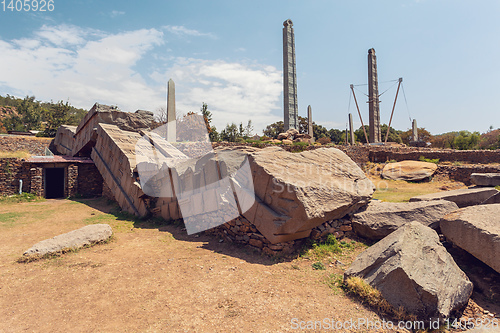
{"left": 45, "top": 168, "right": 65, "bottom": 199}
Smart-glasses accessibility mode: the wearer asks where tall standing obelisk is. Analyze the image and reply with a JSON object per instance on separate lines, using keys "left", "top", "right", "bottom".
{"left": 166, "top": 78, "right": 176, "bottom": 142}
{"left": 283, "top": 19, "right": 298, "bottom": 131}
{"left": 368, "top": 48, "right": 381, "bottom": 143}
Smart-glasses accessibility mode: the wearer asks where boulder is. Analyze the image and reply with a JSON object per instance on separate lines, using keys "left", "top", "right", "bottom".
{"left": 293, "top": 137, "right": 313, "bottom": 143}
{"left": 440, "top": 204, "right": 500, "bottom": 274}
{"left": 410, "top": 187, "right": 499, "bottom": 208}
{"left": 244, "top": 147, "right": 374, "bottom": 243}
{"left": 471, "top": 173, "right": 500, "bottom": 187}
{"left": 23, "top": 224, "right": 112, "bottom": 258}
{"left": 345, "top": 222, "right": 473, "bottom": 320}
{"left": 277, "top": 132, "right": 290, "bottom": 140}
{"left": 286, "top": 128, "right": 299, "bottom": 137}
{"left": 382, "top": 160, "right": 437, "bottom": 181}
{"left": 282, "top": 139, "right": 293, "bottom": 145}
{"left": 352, "top": 200, "right": 458, "bottom": 240}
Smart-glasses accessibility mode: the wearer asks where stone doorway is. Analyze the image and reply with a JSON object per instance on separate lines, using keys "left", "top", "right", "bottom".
{"left": 45, "top": 168, "right": 65, "bottom": 199}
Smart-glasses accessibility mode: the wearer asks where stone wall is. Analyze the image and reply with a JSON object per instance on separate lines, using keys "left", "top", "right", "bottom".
{"left": 0, "top": 158, "right": 30, "bottom": 195}
{"left": 212, "top": 143, "right": 500, "bottom": 166}
{"left": 0, "top": 135, "right": 52, "bottom": 155}
{"left": 368, "top": 147, "right": 500, "bottom": 164}
{"left": 78, "top": 164, "right": 104, "bottom": 197}
{"left": 203, "top": 215, "right": 355, "bottom": 256}
{"left": 436, "top": 165, "right": 500, "bottom": 185}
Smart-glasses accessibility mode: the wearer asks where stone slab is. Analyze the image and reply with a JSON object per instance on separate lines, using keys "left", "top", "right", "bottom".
{"left": 352, "top": 199, "right": 458, "bottom": 240}
{"left": 471, "top": 173, "right": 500, "bottom": 187}
{"left": 441, "top": 204, "right": 500, "bottom": 274}
{"left": 410, "top": 187, "right": 499, "bottom": 208}
{"left": 23, "top": 224, "right": 112, "bottom": 258}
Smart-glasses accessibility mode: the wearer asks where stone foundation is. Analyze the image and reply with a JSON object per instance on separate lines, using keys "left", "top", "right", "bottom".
{"left": 203, "top": 215, "right": 355, "bottom": 256}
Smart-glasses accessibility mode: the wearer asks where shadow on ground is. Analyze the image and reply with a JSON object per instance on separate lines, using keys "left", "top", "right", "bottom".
{"left": 72, "top": 197, "right": 293, "bottom": 265}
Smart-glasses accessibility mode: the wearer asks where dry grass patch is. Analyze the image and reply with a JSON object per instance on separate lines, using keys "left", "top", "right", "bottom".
{"left": 0, "top": 150, "right": 31, "bottom": 158}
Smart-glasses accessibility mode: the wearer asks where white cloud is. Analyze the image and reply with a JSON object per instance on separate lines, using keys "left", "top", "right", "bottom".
{"left": 163, "top": 25, "right": 216, "bottom": 39}
{"left": 0, "top": 24, "right": 282, "bottom": 135}
{"left": 0, "top": 24, "right": 165, "bottom": 112}
{"left": 34, "top": 24, "right": 96, "bottom": 46}
{"left": 110, "top": 10, "right": 125, "bottom": 18}
{"left": 163, "top": 58, "right": 282, "bottom": 134}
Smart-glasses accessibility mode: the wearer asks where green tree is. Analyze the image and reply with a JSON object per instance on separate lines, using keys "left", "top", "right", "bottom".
{"left": 400, "top": 127, "right": 433, "bottom": 145}
{"left": 200, "top": 102, "right": 219, "bottom": 142}
{"left": 42, "top": 101, "right": 71, "bottom": 137}
{"left": 380, "top": 124, "right": 403, "bottom": 144}
{"left": 263, "top": 121, "right": 284, "bottom": 139}
{"left": 220, "top": 123, "right": 240, "bottom": 142}
{"left": 453, "top": 130, "right": 480, "bottom": 150}
{"left": 329, "top": 129, "right": 344, "bottom": 144}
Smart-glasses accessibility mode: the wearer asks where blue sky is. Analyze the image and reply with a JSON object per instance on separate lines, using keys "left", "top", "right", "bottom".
{"left": 0, "top": 0, "right": 498, "bottom": 135}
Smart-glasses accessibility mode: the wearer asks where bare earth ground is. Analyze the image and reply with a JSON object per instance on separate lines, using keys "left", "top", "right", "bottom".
{"left": 0, "top": 198, "right": 387, "bottom": 333}
{"left": 0, "top": 171, "right": 498, "bottom": 332}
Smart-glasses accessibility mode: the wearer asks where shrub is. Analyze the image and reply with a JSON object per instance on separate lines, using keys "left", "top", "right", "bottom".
{"left": 317, "top": 137, "right": 331, "bottom": 145}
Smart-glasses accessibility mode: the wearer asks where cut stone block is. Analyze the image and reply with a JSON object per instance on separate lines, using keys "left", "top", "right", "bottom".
{"left": 244, "top": 147, "right": 374, "bottom": 243}
{"left": 409, "top": 187, "right": 499, "bottom": 208}
{"left": 345, "top": 221, "right": 473, "bottom": 320}
{"left": 23, "top": 224, "right": 112, "bottom": 258}
{"left": 352, "top": 200, "right": 458, "bottom": 240}
{"left": 471, "top": 173, "right": 500, "bottom": 187}
{"left": 441, "top": 204, "right": 500, "bottom": 274}
{"left": 91, "top": 124, "right": 147, "bottom": 217}
{"left": 53, "top": 125, "right": 77, "bottom": 155}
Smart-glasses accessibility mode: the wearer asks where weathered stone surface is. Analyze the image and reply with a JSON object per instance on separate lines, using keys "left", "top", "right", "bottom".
{"left": 352, "top": 200, "right": 458, "bottom": 240}
{"left": 23, "top": 224, "right": 112, "bottom": 258}
{"left": 244, "top": 147, "right": 374, "bottom": 243}
{"left": 73, "top": 103, "right": 155, "bottom": 156}
{"left": 410, "top": 187, "right": 499, "bottom": 208}
{"left": 382, "top": 160, "right": 437, "bottom": 181}
{"left": 481, "top": 191, "right": 500, "bottom": 205}
{"left": 471, "top": 173, "right": 500, "bottom": 187}
{"left": 53, "top": 125, "right": 77, "bottom": 155}
{"left": 345, "top": 222, "right": 473, "bottom": 320}
{"left": 277, "top": 132, "right": 290, "bottom": 140}
{"left": 91, "top": 124, "right": 148, "bottom": 217}
{"left": 441, "top": 204, "right": 500, "bottom": 274}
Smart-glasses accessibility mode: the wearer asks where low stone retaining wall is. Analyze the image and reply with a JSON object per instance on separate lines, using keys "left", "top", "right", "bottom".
{"left": 0, "top": 135, "right": 52, "bottom": 155}
{"left": 204, "top": 215, "right": 355, "bottom": 256}
{"left": 435, "top": 165, "right": 500, "bottom": 185}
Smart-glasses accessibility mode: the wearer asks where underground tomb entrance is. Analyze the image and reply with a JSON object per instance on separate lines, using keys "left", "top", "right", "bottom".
{"left": 44, "top": 167, "right": 65, "bottom": 199}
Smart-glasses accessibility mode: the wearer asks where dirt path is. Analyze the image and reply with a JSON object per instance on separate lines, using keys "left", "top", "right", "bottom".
{"left": 0, "top": 198, "right": 389, "bottom": 333}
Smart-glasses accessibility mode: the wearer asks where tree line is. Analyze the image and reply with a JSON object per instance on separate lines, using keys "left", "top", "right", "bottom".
{"left": 0, "top": 94, "right": 87, "bottom": 137}
{"left": 193, "top": 103, "right": 500, "bottom": 150}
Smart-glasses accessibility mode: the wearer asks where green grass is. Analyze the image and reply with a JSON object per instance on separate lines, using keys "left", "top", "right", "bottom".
{"left": 312, "top": 261, "right": 325, "bottom": 270}
{"left": 302, "top": 234, "right": 364, "bottom": 260}
{"left": 372, "top": 187, "right": 430, "bottom": 202}
{"left": 419, "top": 156, "right": 440, "bottom": 164}
{"left": 0, "top": 193, "right": 44, "bottom": 203}
{"left": 0, "top": 212, "right": 27, "bottom": 227}
{"left": 325, "top": 273, "right": 345, "bottom": 294}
